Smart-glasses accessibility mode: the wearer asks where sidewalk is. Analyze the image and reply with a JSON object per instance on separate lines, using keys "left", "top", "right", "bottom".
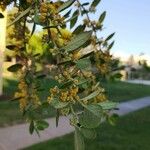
{"left": 125, "top": 79, "right": 150, "bottom": 85}
{"left": 0, "top": 97, "right": 150, "bottom": 150}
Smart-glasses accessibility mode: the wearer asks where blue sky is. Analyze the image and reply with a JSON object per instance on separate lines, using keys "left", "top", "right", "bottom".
{"left": 89, "top": 0, "right": 150, "bottom": 57}
{"left": 9, "top": 0, "right": 150, "bottom": 58}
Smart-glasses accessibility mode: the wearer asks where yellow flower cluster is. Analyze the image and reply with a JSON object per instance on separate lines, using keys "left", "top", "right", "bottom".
{"left": 14, "top": 79, "right": 28, "bottom": 111}
{"left": 94, "top": 94, "right": 107, "bottom": 103}
{"left": 0, "top": 1, "right": 7, "bottom": 10}
{"left": 14, "top": 79, "right": 41, "bottom": 111}
{"left": 47, "top": 86, "right": 79, "bottom": 103}
{"left": 60, "top": 87, "right": 79, "bottom": 102}
{"left": 39, "top": 2, "right": 63, "bottom": 24}
{"left": 51, "top": 28, "right": 72, "bottom": 48}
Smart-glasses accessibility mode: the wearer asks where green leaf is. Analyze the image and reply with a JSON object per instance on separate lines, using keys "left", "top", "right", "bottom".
{"left": 10, "top": 96, "right": 23, "bottom": 102}
{"left": 0, "top": 13, "right": 4, "bottom": 18}
{"left": 81, "top": 128, "right": 97, "bottom": 139}
{"left": 58, "top": 0, "right": 75, "bottom": 12}
{"left": 105, "top": 32, "right": 115, "bottom": 41}
{"left": 63, "top": 31, "right": 92, "bottom": 52}
{"left": 85, "top": 104, "right": 102, "bottom": 117}
{"left": 79, "top": 110, "right": 101, "bottom": 129}
{"left": 51, "top": 98, "right": 68, "bottom": 109}
{"left": 99, "top": 11, "right": 106, "bottom": 24}
{"left": 6, "top": 45, "right": 17, "bottom": 50}
{"left": 73, "top": 24, "right": 86, "bottom": 35}
{"left": 98, "top": 101, "right": 118, "bottom": 110}
{"left": 7, "top": 64, "right": 23, "bottom": 72}
{"left": 70, "top": 10, "right": 79, "bottom": 29}
{"left": 80, "top": 89, "right": 100, "bottom": 101}
{"left": 63, "top": 9, "right": 72, "bottom": 18}
{"left": 36, "top": 120, "right": 49, "bottom": 130}
{"left": 108, "top": 114, "right": 119, "bottom": 126}
{"left": 60, "top": 80, "right": 73, "bottom": 89}
{"left": 29, "top": 120, "right": 34, "bottom": 134}
{"left": 31, "top": 23, "right": 36, "bottom": 36}
{"left": 76, "top": 58, "right": 91, "bottom": 70}
{"left": 7, "top": 6, "right": 33, "bottom": 27}
{"left": 108, "top": 41, "right": 115, "bottom": 50}
{"left": 82, "top": 2, "right": 90, "bottom": 6}
{"left": 91, "top": 0, "right": 101, "bottom": 8}
{"left": 56, "top": 109, "right": 60, "bottom": 127}
{"left": 74, "top": 127, "right": 85, "bottom": 150}
{"left": 36, "top": 74, "right": 46, "bottom": 79}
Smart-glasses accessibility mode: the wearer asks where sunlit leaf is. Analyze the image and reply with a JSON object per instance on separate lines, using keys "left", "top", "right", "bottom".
{"left": 80, "top": 89, "right": 100, "bottom": 101}
{"left": 51, "top": 98, "right": 68, "bottom": 109}
{"left": 98, "top": 101, "right": 118, "bottom": 110}
{"left": 76, "top": 58, "right": 91, "bottom": 70}
{"left": 63, "top": 31, "right": 92, "bottom": 52}
{"left": 7, "top": 6, "right": 33, "bottom": 27}
{"left": 58, "top": 0, "right": 75, "bottom": 12}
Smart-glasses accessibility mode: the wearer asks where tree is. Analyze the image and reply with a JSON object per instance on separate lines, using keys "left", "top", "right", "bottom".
{"left": 0, "top": 8, "right": 7, "bottom": 95}
{"left": 2, "top": 0, "right": 117, "bottom": 149}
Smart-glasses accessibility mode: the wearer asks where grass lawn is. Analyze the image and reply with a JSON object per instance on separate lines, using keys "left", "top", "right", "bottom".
{"left": 0, "top": 78, "right": 150, "bottom": 127}
{"left": 24, "top": 107, "right": 150, "bottom": 150}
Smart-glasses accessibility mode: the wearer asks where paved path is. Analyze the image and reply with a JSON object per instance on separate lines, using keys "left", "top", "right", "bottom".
{"left": 0, "top": 97, "right": 150, "bottom": 150}
{"left": 125, "top": 79, "right": 150, "bottom": 85}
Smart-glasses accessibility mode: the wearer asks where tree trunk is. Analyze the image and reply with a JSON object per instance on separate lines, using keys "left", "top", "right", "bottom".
{"left": 0, "top": 9, "right": 7, "bottom": 95}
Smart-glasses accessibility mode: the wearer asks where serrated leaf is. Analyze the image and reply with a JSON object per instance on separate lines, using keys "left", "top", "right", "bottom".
{"left": 99, "top": 11, "right": 106, "bottom": 24}
{"left": 58, "top": 0, "right": 75, "bottom": 12}
{"left": 85, "top": 104, "right": 102, "bottom": 117}
{"left": 98, "top": 101, "right": 118, "bottom": 110}
{"left": 80, "top": 89, "right": 100, "bottom": 101}
{"left": 0, "top": 13, "right": 4, "bottom": 18}
{"left": 70, "top": 10, "right": 79, "bottom": 29}
{"left": 74, "top": 127, "right": 85, "bottom": 150}
{"left": 51, "top": 98, "right": 68, "bottom": 109}
{"left": 7, "top": 64, "right": 23, "bottom": 72}
{"left": 91, "top": 0, "right": 101, "bottom": 8}
{"left": 79, "top": 110, "right": 101, "bottom": 128}
{"left": 108, "top": 41, "right": 115, "bottom": 50}
{"left": 76, "top": 58, "right": 91, "bottom": 70}
{"left": 73, "top": 24, "right": 86, "bottom": 35}
{"left": 105, "top": 32, "right": 115, "bottom": 41}
{"left": 63, "top": 31, "right": 92, "bottom": 52}
{"left": 81, "top": 128, "right": 97, "bottom": 139}
{"left": 7, "top": 6, "right": 32, "bottom": 27}
{"left": 29, "top": 120, "right": 34, "bottom": 134}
